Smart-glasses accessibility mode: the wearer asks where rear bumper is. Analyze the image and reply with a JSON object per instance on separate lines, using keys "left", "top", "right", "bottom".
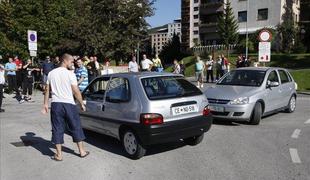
{"left": 134, "top": 115, "right": 212, "bottom": 145}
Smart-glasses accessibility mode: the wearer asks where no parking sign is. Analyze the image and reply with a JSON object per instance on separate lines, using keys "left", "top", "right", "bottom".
{"left": 28, "top": 30, "right": 37, "bottom": 43}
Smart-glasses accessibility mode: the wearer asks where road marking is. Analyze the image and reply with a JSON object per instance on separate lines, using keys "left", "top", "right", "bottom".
{"left": 305, "top": 119, "right": 310, "bottom": 124}
{"left": 291, "top": 129, "right": 301, "bottom": 139}
{"left": 289, "top": 148, "right": 301, "bottom": 164}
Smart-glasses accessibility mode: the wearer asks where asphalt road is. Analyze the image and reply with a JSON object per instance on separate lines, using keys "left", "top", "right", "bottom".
{"left": 0, "top": 91, "right": 309, "bottom": 180}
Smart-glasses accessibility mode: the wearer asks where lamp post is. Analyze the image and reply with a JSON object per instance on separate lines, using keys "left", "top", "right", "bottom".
{"left": 245, "top": 0, "right": 249, "bottom": 60}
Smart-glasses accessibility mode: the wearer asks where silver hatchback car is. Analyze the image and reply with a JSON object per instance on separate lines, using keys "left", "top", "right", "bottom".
{"left": 205, "top": 67, "right": 297, "bottom": 125}
{"left": 79, "top": 72, "right": 212, "bottom": 159}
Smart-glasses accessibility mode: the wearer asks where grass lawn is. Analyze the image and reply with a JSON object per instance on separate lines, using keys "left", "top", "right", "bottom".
{"left": 290, "top": 69, "right": 310, "bottom": 92}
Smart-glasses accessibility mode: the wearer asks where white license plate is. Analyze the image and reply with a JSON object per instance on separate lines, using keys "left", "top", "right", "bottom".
{"left": 209, "top": 105, "right": 225, "bottom": 112}
{"left": 172, "top": 104, "right": 198, "bottom": 116}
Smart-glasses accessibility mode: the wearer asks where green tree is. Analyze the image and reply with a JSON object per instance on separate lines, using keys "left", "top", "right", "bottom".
{"left": 276, "top": 0, "right": 297, "bottom": 53}
{"left": 159, "top": 33, "right": 183, "bottom": 65}
{"left": 217, "top": 0, "right": 239, "bottom": 49}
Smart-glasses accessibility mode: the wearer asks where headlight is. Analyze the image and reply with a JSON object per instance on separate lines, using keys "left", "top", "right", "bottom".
{"left": 229, "top": 97, "right": 249, "bottom": 105}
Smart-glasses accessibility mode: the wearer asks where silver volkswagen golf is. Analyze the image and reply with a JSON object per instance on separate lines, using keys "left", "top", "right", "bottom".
{"left": 79, "top": 72, "right": 212, "bottom": 159}
{"left": 205, "top": 67, "right": 297, "bottom": 125}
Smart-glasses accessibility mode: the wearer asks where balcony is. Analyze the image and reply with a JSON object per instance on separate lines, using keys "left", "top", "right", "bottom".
{"left": 199, "top": 23, "right": 218, "bottom": 34}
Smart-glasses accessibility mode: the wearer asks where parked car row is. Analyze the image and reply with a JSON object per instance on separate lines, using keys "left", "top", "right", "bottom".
{"left": 77, "top": 67, "right": 297, "bottom": 159}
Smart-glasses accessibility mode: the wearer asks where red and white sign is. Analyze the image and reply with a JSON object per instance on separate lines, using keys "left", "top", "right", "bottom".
{"left": 259, "top": 42, "right": 271, "bottom": 62}
{"left": 258, "top": 30, "right": 272, "bottom": 42}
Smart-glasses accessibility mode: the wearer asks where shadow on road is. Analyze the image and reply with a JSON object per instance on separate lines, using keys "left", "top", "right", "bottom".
{"left": 14, "top": 132, "right": 79, "bottom": 157}
{"left": 212, "top": 119, "right": 251, "bottom": 126}
{"left": 83, "top": 129, "right": 186, "bottom": 159}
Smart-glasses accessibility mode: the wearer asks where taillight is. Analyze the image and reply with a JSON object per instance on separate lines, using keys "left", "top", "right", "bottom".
{"left": 140, "top": 113, "right": 163, "bottom": 125}
{"left": 203, "top": 106, "right": 211, "bottom": 116}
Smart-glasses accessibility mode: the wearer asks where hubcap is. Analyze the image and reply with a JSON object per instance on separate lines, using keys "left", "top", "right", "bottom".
{"left": 123, "top": 132, "right": 137, "bottom": 155}
{"left": 290, "top": 97, "right": 296, "bottom": 111}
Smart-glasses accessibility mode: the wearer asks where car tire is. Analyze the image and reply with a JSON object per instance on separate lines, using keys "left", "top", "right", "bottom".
{"left": 183, "top": 134, "right": 204, "bottom": 146}
{"left": 285, "top": 95, "right": 296, "bottom": 113}
{"left": 249, "top": 102, "right": 262, "bottom": 125}
{"left": 121, "top": 129, "right": 146, "bottom": 160}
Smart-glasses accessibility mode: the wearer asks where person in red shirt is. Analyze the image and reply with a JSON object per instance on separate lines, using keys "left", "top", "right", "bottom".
{"left": 14, "top": 56, "right": 23, "bottom": 90}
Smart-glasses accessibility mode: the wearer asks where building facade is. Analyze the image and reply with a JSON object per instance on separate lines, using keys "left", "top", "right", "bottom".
{"left": 167, "top": 19, "right": 182, "bottom": 40}
{"left": 150, "top": 27, "right": 168, "bottom": 55}
{"left": 182, "top": 0, "right": 300, "bottom": 49}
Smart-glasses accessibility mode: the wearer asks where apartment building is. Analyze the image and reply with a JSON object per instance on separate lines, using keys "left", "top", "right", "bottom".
{"left": 168, "top": 19, "right": 182, "bottom": 40}
{"left": 182, "top": 0, "right": 300, "bottom": 49}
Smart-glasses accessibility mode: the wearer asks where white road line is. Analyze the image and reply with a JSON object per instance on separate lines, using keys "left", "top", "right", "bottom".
{"left": 305, "top": 119, "right": 310, "bottom": 124}
{"left": 291, "top": 129, "right": 301, "bottom": 139}
{"left": 289, "top": 148, "right": 302, "bottom": 164}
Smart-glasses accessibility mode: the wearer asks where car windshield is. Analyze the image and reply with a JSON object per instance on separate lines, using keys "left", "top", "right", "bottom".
{"left": 141, "top": 76, "right": 202, "bottom": 100}
{"left": 217, "top": 70, "right": 266, "bottom": 87}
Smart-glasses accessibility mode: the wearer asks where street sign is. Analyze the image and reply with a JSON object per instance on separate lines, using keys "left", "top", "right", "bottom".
{"left": 258, "top": 42, "right": 271, "bottom": 62}
{"left": 29, "top": 50, "right": 37, "bottom": 57}
{"left": 28, "top": 42, "right": 37, "bottom": 51}
{"left": 27, "top": 30, "right": 37, "bottom": 43}
{"left": 258, "top": 29, "right": 272, "bottom": 42}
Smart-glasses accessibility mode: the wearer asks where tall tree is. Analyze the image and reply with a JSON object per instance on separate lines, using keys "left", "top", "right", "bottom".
{"left": 159, "top": 33, "right": 182, "bottom": 65}
{"left": 217, "top": 0, "right": 239, "bottom": 48}
{"left": 276, "top": 0, "right": 297, "bottom": 53}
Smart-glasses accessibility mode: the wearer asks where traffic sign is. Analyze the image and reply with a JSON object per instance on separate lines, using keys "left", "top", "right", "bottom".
{"left": 29, "top": 50, "right": 37, "bottom": 57}
{"left": 28, "top": 42, "right": 37, "bottom": 51}
{"left": 258, "top": 29, "right": 272, "bottom": 42}
{"left": 258, "top": 42, "right": 271, "bottom": 62}
{"left": 27, "top": 30, "right": 37, "bottom": 43}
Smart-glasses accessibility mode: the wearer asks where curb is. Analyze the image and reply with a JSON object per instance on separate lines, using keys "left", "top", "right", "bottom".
{"left": 297, "top": 92, "right": 310, "bottom": 96}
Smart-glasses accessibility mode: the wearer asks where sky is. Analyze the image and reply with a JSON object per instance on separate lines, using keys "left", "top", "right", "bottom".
{"left": 146, "top": 0, "right": 181, "bottom": 28}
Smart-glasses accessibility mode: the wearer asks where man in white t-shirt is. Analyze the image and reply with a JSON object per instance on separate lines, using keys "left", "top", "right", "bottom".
{"left": 128, "top": 56, "right": 139, "bottom": 72}
{"left": 42, "top": 53, "right": 89, "bottom": 161}
{"left": 141, "top": 54, "right": 153, "bottom": 71}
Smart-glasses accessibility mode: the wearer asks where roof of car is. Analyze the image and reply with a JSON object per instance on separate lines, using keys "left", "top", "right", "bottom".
{"left": 98, "top": 72, "right": 183, "bottom": 79}
{"left": 235, "top": 67, "right": 286, "bottom": 71}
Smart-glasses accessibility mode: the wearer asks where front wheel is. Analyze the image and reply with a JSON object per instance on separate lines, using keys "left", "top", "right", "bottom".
{"left": 183, "top": 134, "right": 204, "bottom": 146}
{"left": 285, "top": 96, "right": 296, "bottom": 113}
{"left": 121, "top": 129, "right": 146, "bottom": 160}
{"left": 249, "top": 102, "right": 262, "bottom": 125}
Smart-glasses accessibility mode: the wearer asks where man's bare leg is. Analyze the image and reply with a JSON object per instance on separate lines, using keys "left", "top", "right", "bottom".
{"left": 54, "top": 144, "right": 62, "bottom": 160}
{"left": 76, "top": 141, "right": 88, "bottom": 157}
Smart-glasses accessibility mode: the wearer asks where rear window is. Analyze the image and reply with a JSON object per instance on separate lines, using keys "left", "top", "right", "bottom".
{"left": 141, "top": 76, "right": 202, "bottom": 100}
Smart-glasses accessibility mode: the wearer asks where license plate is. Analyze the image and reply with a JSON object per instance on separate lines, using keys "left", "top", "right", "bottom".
{"left": 209, "top": 105, "right": 225, "bottom": 112}
{"left": 172, "top": 104, "right": 198, "bottom": 116}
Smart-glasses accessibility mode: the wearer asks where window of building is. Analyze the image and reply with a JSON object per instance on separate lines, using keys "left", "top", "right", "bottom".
{"left": 238, "top": 11, "right": 247, "bottom": 22}
{"left": 194, "top": 22, "right": 199, "bottom": 27}
{"left": 194, "top": 7, "right": 199, "bottom": 11}
{"left": 193, "top": 31, "right": 199, "bottom": 35}
{"left": 194, "top": 0, "right": 199, "bottom": 3}
{"left": 194, "top": 15, "right": 199, "bottom": 19}
{"left": 257, "top": 8, "right": 268, "bottom": 20}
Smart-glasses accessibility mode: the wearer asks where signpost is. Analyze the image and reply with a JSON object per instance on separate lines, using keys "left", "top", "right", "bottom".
{"left": 258, "top": 29, "right": 272, "bottom": 65}
{"left": 28, "top": 30, "right": 37, "bottom": 63}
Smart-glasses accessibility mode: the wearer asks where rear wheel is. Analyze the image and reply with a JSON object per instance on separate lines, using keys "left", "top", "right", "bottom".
{"left": 184, "top": 134, "right": 204, "bottom": 146}
{"left": 285, "top": 96, "right": 296, "bottom": 113}
{"left": 249, "top": 102, "right": 262, "bottom": 125}
{"left": 121, "top": 129, "right": 146, "bottom": 160}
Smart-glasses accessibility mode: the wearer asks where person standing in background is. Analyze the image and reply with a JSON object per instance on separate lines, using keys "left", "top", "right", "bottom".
{"left": 0, "top": 64, "right": 5, "bottom": 112}
{"left": 22, "top": 59, "right": 40, "bottom": 102}
{"left": 75, "top": 59, "right": 88, "bottom": 92}
{"left": 41, "top": 56, "right": 54, "bottom": 91}
{"left": 179, "top": 60, "right": 186, "bottom": 76}
{"left": 152, "top": 54, "right": 163, "bottom": 72}
{"left": 14, "top": 56, "right": 23, "bottom": 90}
{"left": 141, "top": 54, "right": 153, "bottom": 72}
{"left": 86, "top": 57, "right": 97, "bottom": 83}
{"left": 5, "top": 57, "right": 23, "bottom": 103}
{"left": 128, "top": 56, "right": 139, "bottom": 72}
{"left": 206, "top": 55, "right": 214, "bottom": 83}
{"left": 195, "top": 56, "right": 205, "bottom": 88}
{"left": 172, "top": 59, "right": 181, "bottom": 74}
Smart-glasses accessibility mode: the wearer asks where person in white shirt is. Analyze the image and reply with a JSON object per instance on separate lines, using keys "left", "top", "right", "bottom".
{"left": 206, "top": 55, "right": 214, "bottom": 83}
{"left": 141, "top": 54, "right": 153, "bottom": 71}
{"left": 0, "top": 64, "right": 5, "bottom": 112}
{"left": 128, "top": 56, "right": 139, "bottom": 72}
{"left": 42, "top": 53, "right": 89, "bottom": 161}
{"left": 172, "top": 59, "right": 181, "bottom": 74}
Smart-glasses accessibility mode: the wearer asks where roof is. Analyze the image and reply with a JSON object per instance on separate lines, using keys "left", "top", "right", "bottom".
{"left": 148, "top": 24, "right": 168, "bottom": 34}
{"left": 98, "top": 72, "right": 183, "bottom": 79}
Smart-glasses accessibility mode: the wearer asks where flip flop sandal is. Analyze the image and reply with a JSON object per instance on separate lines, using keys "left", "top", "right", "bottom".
{"left": 51, "top": 156, "right": 63, "bottom": 161}
{"left": 80, "top": 151, "right": 90, "bottom": 158}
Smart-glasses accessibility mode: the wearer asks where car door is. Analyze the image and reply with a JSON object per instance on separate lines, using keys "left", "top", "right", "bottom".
{"left": 264, "top": 70, "right": 282, "bottom": 112}
{"left": 80, "top": 76, "right": 110, "bottom": 134}
{"left": 277, "top": 70, "right": 293, "bottom": 107}
{"left": 103, "top": 76, "right": 136, "bottom": 137}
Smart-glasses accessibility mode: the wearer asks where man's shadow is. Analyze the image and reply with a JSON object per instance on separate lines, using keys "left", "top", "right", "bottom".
{"left": 18, "top": 132, "right": 78, "bottom": 157}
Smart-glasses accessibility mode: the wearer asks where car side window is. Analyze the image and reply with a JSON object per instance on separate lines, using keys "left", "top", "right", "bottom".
{"left": 267, "top": 71, "right": 279, "bottom": 83}
{"left": 83, "top": 77, "right": 110, "bottom": 101}
{"left": 106, "top": 77, "right": 130, "bottom": 103}
{"left": 278, "top": 70, "right": 291, "bottom": 84}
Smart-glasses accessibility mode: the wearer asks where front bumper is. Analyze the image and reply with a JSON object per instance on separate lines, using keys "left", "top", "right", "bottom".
{"left": 134, "top": 114, "right": 212, "bottom": 145}
{"left": 209, "top": 102, "right": 256, "bottom": 121}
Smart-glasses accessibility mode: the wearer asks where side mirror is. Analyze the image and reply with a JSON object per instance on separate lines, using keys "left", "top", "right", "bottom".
{"left": 267, "top": 80, "right": 279, "bottom": 88}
